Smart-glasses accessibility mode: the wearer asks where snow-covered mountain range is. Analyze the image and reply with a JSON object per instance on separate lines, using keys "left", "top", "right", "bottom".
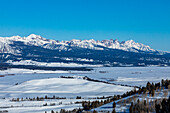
{"left": 0, "top": 34, "right": 158, "bottom": 54}
{"left": 0, "top": 34, "right": 170, "bottom": 68}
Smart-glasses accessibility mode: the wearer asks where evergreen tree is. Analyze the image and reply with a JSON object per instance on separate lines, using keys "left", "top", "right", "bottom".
{"left": 113, "top": 102, "right": 116, "bottom": 108}
{"left": 137, "top": 99, "right": 140, "bottom": 104}
{"left": 129, "top": 102, "right": 133, "bottom": 113}
{"left": 155, "top": 104, "right": 160, "bottom": 113}
{"left": 151, "top": 89, "right": 155, "bottom": 97}
{"left": 146, "top": 81, "right": 151, "bottom": 90}
{"left": 161, "top": 79, "right": 165, "bottom": 86}
{"left": 144, "top": 100, "right": 146, "bottom": 106}
{"left": 112, "top": 109, "right": 116, "bottom": 113}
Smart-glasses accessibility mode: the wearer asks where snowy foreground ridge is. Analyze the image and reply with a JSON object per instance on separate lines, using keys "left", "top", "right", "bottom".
{"left": 0, "top": 34, "right": 157, "bottom": 54}
{"left": 0, "top": 74, "right": 133, "bottom": 113}
{"left": 0, "top": 77, "right": 133, "bottom": 98}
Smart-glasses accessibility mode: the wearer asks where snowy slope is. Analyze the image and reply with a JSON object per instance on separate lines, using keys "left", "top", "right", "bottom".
{"left": 0, "top": 76, "right": 133, "bottom": 113}
{"left": 0, "top": 77, "right": 133, "bottom": 98}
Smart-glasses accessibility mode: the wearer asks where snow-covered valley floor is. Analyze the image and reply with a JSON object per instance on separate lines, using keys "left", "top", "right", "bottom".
{"left": 0, "top": 67, "right": 170, "bottom": 113}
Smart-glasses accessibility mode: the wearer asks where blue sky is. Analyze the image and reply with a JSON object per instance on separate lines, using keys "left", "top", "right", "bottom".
{"left": 0, "top": 0, "right": 170, "bottom": 51}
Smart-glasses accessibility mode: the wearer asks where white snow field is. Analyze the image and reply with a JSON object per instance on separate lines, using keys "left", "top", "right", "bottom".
{"left": 0, "top": 77, "right": 133, "bottom": 98}
{"left": 84, "top": 67, "right": 170, "bottom": 87}
{"left": 0, "top": 77, "right": 133, "bottom": 113}
{"left": 0, "top": 67, "right": 170, "bottom": 113}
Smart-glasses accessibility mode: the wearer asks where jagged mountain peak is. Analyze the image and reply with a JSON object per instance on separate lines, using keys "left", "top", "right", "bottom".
{"left": 26, "top": 34, "right": 43, "bottom": 39}
{"left": 27, "top": 34, "right": 39, "bottom": 37}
